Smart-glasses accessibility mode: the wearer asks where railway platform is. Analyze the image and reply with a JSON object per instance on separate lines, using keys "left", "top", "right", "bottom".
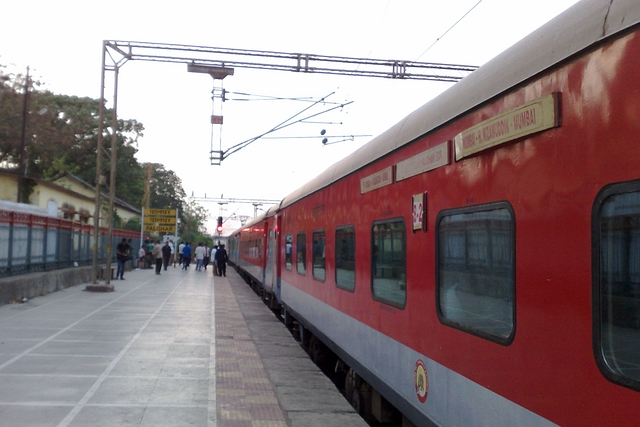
{"left": 0, "top": 264, "right": 367, "bottom": 427}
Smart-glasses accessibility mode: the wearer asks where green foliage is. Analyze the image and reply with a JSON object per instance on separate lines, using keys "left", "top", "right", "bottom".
{"left": 0, "top": 67, "right": 145, "bottom": 208}
{"left": 178, "top": 198, "right": 211, "bottom": 244}
{"left": 122, "top": 216, "right": 141, "bottom": 232}
{"left": 0, "top": 64, "right": 210, "bottom": 240}
{"left": 147, "top": 163, "right": 187, "bottom": 210}
{"left": 42, "top": 155, "right": 80, "bottom": 179}
{"left": 21, "top": 177, "right": 36, "bottom": 203}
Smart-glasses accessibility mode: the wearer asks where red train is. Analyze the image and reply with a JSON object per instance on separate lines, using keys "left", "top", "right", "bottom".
{"left": 228, "top": 0, "right": 640, "bottom": 425}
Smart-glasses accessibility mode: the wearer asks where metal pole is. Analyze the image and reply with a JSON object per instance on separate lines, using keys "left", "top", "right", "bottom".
{"left": 140, "top": 207, "right": 144, "bottom": 255}
{"left": 17, "top": 67, "right": 29, "bottom": 203}
{"left": 105, "top": 65, "right": 119, "bottom": 285}
{"left": 91, "top": 42, "right": 107, "bottom": 284}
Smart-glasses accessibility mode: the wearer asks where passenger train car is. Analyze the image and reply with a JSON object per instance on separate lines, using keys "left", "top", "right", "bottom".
{"left": 228, "top": 0, "right": 640, "bottom": 425}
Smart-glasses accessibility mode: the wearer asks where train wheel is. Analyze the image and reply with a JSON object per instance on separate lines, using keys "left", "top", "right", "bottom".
{"left": 345, "top": 369, "right": 362, "bottom": 410}
{"left": 358, "top": 383, "right": 373, "bottom": 423}
{"left": 283, "top": 308, "right": 294, "bottom": 327}
{"left": 344, "top": 369, "right": 355, "bottom": 407}
{"left": 350, "top": 385, "right": 373, "bottom": 422}
{"left": 309, "top": 335, "right": 324, "bottom": 366}
{"left": 351, "top": 388, "right": 363, "bottom": 415}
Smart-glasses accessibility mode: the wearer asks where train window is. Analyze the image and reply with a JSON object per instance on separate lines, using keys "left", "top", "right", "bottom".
{"left": 593, "top": 181, "right": 640, "bottom": 390}
{"left": 436, "top": 202, "right": 515, "bottom": 344}
{"left": 336, "top": 225, "right": 356, "bottom": 292}
{"left": 285, "top": 234, "right": 292, "bottom": 271}
{"left": 296, "top": 232, "right": 306, "bottom": 275}
{"left": 312, "top": 229, "right": 326, "bottom": 281}
{"left": 371, "top": 219, "right": 406, "bottom": 309}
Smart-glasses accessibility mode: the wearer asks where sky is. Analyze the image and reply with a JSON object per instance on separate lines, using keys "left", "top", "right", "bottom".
{"left": 0, "top": 0, "right": 581, "bottom": 233}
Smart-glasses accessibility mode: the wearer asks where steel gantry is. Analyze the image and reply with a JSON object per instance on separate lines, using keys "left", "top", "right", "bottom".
{"left": 91, "top": 40, "right": 478, "bottom": 284}
{"left": 103, "top": 40, "right": 477, "bottom": 81}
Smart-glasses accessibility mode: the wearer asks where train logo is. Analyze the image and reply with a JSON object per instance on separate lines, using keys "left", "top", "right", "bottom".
{"left": 414, "top": 359, "right": 429, "bottom": 403}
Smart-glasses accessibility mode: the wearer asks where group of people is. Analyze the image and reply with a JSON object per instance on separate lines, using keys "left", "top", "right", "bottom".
{"left": 138, "top": 239, "right": 176, "bottom": 275}
{"left": 115, "top": 237, "right": 228, "bottom": 280}
{"left": 176, "top": 241, "right": 228, "bottom": 276}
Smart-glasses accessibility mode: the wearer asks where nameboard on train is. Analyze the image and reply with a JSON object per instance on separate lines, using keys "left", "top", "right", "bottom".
{"left": 453, "top": 93, "right": 560, "bottom": 161}
{"left": 360, "top": 166, "right": 393, "bottom": 194}
{"left": 396, "top": 141, "right": 450, "bottom": 181}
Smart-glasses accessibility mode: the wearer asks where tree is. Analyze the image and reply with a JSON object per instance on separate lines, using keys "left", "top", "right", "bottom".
{"left": 145, "top": 163, "right": 187, "bottom": 210}
{"left": 1, "top": 65, "right": 211, "bottom": 241}
{"left": 0, "top": 66, "right": 146, "bottom": 208}
{"left": 122, "top": 215, "right": 141, "bottom": 232}
{"left": 0, "top": 66, "right": 31, "bottom": 168}
{"left": 178, "top": 198, "right": 211, "bottom": 244}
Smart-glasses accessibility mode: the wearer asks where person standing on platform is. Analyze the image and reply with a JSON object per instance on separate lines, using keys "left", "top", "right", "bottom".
{"left": 194, "top": 242, "right": 205, "bottom": 271}
{"left": 178, "top": 241, "right": 185, "bottom": 266}
{"left": 215, "top": 244, "right": 228, "bottom": 277}
{"left": 153, "top": 240, "right": 163, "bottom": 275}
{"left": 146, "top": 239, "right": 155, "bottom": 269}
{"left": 162, "top": 241, "right": 172, "bottom": 271}
{"left": 182, "top": 242, "right": 192, "bottom": 270}
{"left": 137, "top": 246, "right": 146, "bottom": 269}
{"left": 116, "top": 238, "right": 128, "bottom": 280}
{"left": 169, "top": 239, "right": 175, "bottom": 267}
{"left": 127, "top": 239, "right": 134, "bottom": 270}
{"left": 203, "top": 244, "right": 210, "bottom": 271}
{"left": 211, "top": 245, "right": 218, "bottom": 276}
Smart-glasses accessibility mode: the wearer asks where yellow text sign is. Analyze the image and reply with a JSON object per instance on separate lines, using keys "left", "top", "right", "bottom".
{"left": 143, "top": 225, "right": 175, "bottom": 233}
{"left": 144, "top": 208, "right": 176, "bottom": 217}
{"left": 143, "top": 217, "right": 176, "bottom": 225}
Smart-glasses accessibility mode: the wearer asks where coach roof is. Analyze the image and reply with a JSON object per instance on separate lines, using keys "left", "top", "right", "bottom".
{"left": 280, "top": 0, "right": 640, "bottom": 210}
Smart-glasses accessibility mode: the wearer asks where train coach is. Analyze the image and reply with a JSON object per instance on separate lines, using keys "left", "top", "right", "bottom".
{"left": 228, "top": 0, "right": 640, "bottom": 425}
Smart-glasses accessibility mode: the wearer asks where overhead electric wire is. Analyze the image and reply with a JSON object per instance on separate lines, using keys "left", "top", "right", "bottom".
{"left": 414, "top": 0, "right": 484, "bottom": 61}
{"left": 224, "top": 92, "right": 353, "bottom": 159}
{"left": 224, "top": 100, "right": 352, "bottom": 158}
{"left": 225, "top": 91, "right": 345, "bottom": 105}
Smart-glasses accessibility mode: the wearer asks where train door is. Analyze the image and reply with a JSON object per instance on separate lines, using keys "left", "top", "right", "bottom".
{"left": 264, "top": 220, "right": 275, "bottom": 294}
{"left": 260, "top": 221, "right": 271, "bottom": 289}
{"left": 274, "top": 215, "right": 282, "bottom": 303}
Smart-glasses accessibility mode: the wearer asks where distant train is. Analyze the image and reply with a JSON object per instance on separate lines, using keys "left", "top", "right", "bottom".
{"left": 228, "top": 0, "right": 640, "bottom": 425}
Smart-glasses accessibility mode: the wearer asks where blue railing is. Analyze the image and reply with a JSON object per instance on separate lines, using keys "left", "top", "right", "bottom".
{"left": 0, "top": 209, "right": 139, "bottom": 278}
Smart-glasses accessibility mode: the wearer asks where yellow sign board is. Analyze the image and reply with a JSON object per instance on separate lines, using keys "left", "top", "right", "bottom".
{"left": 143, "top": 208, "right": 177, "bottom": 234}
{"left": 143, "top": 225, "right": 176, "bottom": 233}
{"left": 454, "top": 93, "right": 559, "bottom": 161}
{"left": 143, "top": 216, "right": 176, "bottom": 225}
{"left": 396, "top": 140, "right": 450, "bottom": 181}
{"left": 144, "top": 208, "right": 176, "bottom": 217}
{"left": 360, "top": 166, "right": 393, "bottom": 194}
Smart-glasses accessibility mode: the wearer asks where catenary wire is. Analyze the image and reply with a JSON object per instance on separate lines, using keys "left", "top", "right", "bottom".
{"left": 414, "top": 0, "right": 484, "bottom": 61}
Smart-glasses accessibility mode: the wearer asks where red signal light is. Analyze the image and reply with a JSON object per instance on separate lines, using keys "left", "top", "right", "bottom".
{"left": 216, "top": 216, "right": 223, "bottom": 233}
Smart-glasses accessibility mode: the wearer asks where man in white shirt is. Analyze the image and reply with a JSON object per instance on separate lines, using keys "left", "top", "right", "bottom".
{"left": 178, "top": 242, "right": 185, "bottom": 266}
{"left": 194, "top": 243, "right": 205, "bottom": 271}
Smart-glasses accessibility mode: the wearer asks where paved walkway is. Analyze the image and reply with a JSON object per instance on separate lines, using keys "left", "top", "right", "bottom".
{"left": 0, "top": 265, "right": 365, "bottom": 427}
